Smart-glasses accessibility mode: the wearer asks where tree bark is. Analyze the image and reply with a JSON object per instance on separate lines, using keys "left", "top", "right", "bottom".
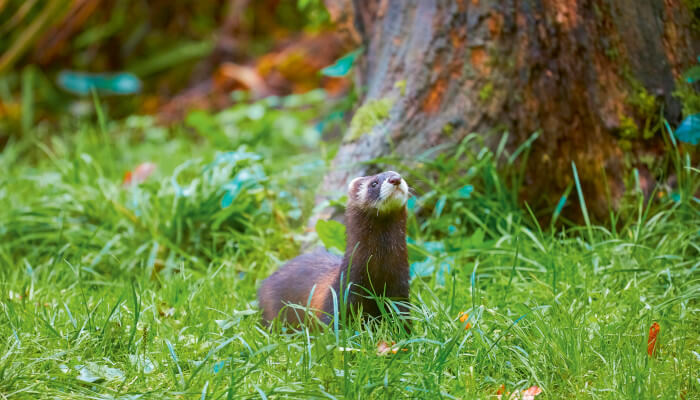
{"left": 319, "top": 0, "right": 698, "bottom": 221}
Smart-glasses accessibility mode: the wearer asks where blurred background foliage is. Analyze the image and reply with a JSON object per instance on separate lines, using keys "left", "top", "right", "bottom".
{"left": 1, "top": 0, "right": 697, "bottom": 223}
{"left": 0, "top": 0, "right": 355, "bottom": 147}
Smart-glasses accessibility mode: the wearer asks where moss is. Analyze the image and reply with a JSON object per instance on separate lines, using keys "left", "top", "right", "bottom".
{"left": 442, "top": 123, "right": 454, "bottom": 136}
{"left": 627, "top": 86, "right": 657, "bottom": 116}
{"left": 618, "top": 139, "right": 632, "bottom": 152}
{"left": 604, "top": 46, "right": 620, "bottom": 61}
{"left": 593, "top": 3, "right": 603, "bottom": 19}
{"left": 618, "top": 113, "right": 639, "bottom": 140}
{"left": 620, "top": 74, "right": 661, "bottom": 140}
{"left": 638, "top": 154, "right": 658, "bottom": 172}
{"left": 684, "top": 0, "right": 700, "bottom": 9}
{"left": 394, "top": 80, "right": 407, "bottom": 96}
{"left": 682, "top": 0, "right": 700, "bottom": 30}
{"left": 479, "top": 82, "right": 494, "bottom": 102}
{"left": 345, "top": 98, "right": 394, "bottom": 142}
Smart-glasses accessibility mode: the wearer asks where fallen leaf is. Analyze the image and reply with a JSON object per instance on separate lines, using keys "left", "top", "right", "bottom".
{"left": 376, "top": 340, "right": 397, "bottom": 356}
{"left": 376, "top": 340, "right": 406, "bottom": 356}
{"left": 647, "top": 321, "right": 660, "bottom": 356}
{"left": 215, "top": 62, "right": 268, "bottom": 98}
{"left": 496, "top": 385, "right": 542, "bottom": 400}
{"left": 129, "top": 354, "right": 156, "bottom": 374}
{"left": 459, "top": 312, "right": 472, "bottom": 329}
{"left": 76, "top": 365, "right": 102, "bottom": 383}
{"left": 75, "top": 362, "right": 125, "bottom": 383}
{"left": 158, "top": 302, "right": 175, "bottom": 318}
{"left": 521, "top": 386, "right": 542, "bottom": 398}
{"left": 123, "top": 162, "right": 156, "bottom": 186}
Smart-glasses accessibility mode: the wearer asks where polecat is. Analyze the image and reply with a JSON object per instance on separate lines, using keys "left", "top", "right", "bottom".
{"left": 258, "top": 171, "right": 411, "bottom": 328}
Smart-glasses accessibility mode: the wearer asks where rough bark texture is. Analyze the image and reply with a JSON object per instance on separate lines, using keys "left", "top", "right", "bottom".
{"left": 320, "top": 0, "right": 699, "bottom": 221}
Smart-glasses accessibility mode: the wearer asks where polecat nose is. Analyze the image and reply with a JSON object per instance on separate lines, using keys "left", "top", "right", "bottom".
{"left": 387, "top": 174, "right": 402, "bottom": 186}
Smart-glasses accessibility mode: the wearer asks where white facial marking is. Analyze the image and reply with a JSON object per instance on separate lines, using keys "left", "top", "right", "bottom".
{"left": 398, "top": 178, "right": 408, "bottom": 194}
{"left": 376, "top": 177, "right": 409, "bottom": 213}
{"left": 379, "top": 180, "right": 394, "bottom": 201}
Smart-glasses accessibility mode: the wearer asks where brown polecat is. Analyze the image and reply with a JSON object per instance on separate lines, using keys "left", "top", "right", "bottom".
{"left": 258, "top": 171, "right": 411, "bottom": 328}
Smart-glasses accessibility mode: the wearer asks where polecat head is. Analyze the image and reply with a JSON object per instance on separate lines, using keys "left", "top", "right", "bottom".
{"left": 347, "top": 171, "right": 409, "bottom": 214}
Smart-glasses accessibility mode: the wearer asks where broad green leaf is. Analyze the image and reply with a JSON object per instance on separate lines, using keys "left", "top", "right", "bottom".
{"left": 407, "top": 196, "right": 418, "bottom": 212}
{"left": 457, "top": 185, "right": 474, "bottom": 198}
{"left": 57, "top": 71, "right": 141, "bottom": 95}
{"left": 675, "top": 114, "right": 700, "bottom": 145}
{"left": 683, "top": 65, "right": 700, "bottom": 83}
{"left": 315, "top": 219, "right": 346, "bottom": 253}
{"left": 321, "top": 48, "right": 362, "bottom": 77}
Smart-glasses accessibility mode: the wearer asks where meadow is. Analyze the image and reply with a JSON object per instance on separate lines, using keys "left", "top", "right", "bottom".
{"left": 1, "top": 92, "right": 698, "bottom": 399}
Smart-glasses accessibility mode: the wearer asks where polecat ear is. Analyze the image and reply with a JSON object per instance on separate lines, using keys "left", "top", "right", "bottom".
{"left": 348, "top": 176, "right": 364, "bottom": 198}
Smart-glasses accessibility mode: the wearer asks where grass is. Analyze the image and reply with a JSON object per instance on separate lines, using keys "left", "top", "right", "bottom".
{"left": 0, "top": 98, "right": 699, "bottom": 399}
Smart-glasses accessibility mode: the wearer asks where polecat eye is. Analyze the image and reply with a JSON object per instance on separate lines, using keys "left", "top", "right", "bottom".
{"left": 371, "top": 181, "right": 378, "bottom": 188}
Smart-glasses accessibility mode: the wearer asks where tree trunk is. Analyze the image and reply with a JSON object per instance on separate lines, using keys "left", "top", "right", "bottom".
{"left": 319, "top": 0, "right": 698, "bottom": 222}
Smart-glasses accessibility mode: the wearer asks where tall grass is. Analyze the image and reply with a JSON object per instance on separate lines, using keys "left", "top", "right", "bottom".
{"left": 0, "top": 106, "right": 698, "bottom": 398}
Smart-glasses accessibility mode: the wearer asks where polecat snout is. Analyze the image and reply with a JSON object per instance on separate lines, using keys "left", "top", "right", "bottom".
{"left": 258, "top": 171, "right": 411, "bottom": 328}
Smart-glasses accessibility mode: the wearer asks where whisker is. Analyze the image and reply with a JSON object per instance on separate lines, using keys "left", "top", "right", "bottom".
{"left": 407, "top": 187, "right": 426, "bottom": 197}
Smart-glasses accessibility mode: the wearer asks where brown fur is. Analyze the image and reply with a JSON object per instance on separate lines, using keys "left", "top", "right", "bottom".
{"left": 341, "top": 204, "right": 409, "bottom": 320}
{"left": 258, "top": 249, "right": 341, "bottom": 325}
{"left": 258, "top": 172, "right": 411, "bottom": 329}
